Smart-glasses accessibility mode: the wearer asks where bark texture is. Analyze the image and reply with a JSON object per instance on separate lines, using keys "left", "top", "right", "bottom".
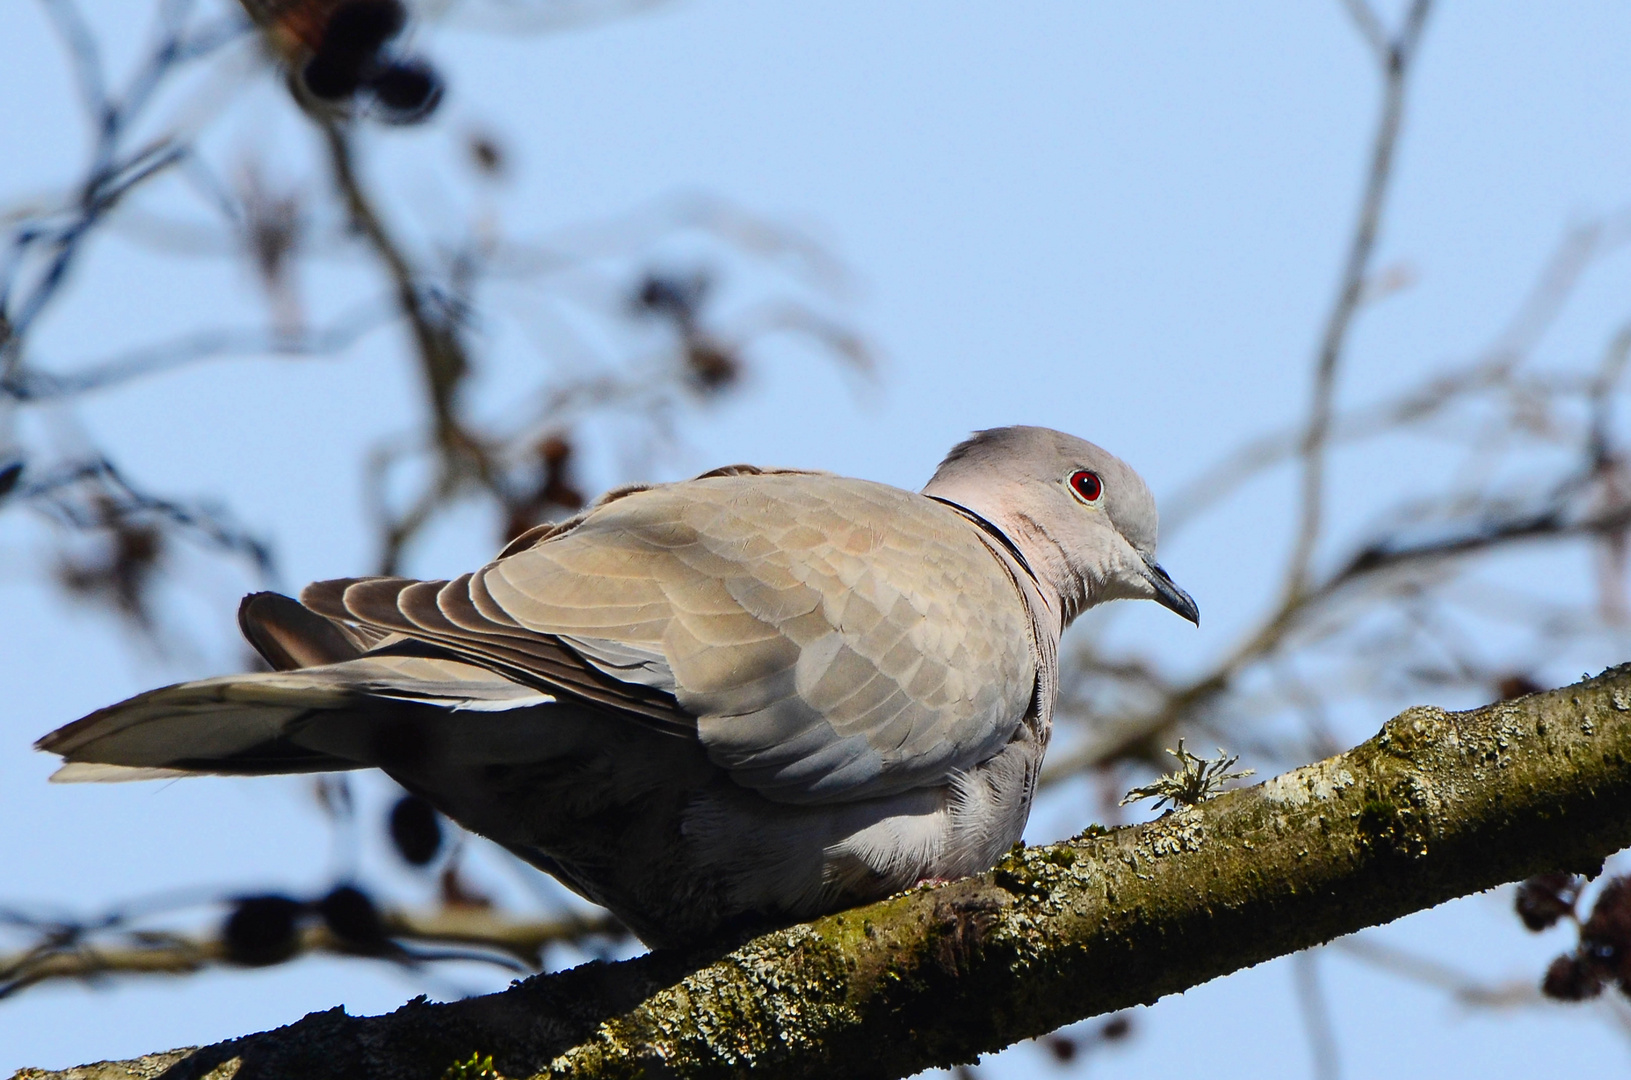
{"left": 15, "top": 665, "right": 1631, "bottom": 1080}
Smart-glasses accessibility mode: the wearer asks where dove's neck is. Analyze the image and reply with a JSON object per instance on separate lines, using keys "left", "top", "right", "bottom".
{"left": 920, "top": 488, "right": 1081, "bottom": 637}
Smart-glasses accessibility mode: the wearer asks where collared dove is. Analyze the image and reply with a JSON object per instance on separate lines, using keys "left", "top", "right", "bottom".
{"left": 37, "top": 426, "right": 1196, "bottom": 946}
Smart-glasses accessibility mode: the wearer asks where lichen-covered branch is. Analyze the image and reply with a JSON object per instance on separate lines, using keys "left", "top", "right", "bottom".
{"left": 17, "top": 665, "right": 1631, "bottom": 1080}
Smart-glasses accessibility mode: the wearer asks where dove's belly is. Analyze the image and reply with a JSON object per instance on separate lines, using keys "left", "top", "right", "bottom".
{"left": 387, "top": 700, "right": 1043, "bottom": 947}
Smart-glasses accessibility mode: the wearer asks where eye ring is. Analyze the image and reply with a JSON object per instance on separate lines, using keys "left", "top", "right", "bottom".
{"left": 1069, "top": 470, "right": 1102, "bottom": 503}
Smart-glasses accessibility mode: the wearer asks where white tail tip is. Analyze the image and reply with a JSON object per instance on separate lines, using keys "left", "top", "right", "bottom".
{"left": 50, "top": 762, "right": 193, "bottom": 784}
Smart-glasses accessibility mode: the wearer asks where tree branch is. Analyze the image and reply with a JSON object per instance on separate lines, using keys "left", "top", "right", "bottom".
{"left": 15, "top": 663, "right": 1631, "bottom": 1079}
{"left": 316, "top": 119, "right": 491, "bottom": 575}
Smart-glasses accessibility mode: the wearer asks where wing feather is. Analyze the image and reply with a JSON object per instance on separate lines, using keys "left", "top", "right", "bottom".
{"left": 301, "top": 576, "right": 694, "bottom": 733}
{"left": 299, "top": 473, "right": 1037, "bottom": 804}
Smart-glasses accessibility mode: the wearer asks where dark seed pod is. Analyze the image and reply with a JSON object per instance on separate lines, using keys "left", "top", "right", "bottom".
{"left": 1042, "top": 1034, "right": 1076, "bottom": 1063}
{"left": 299, "top": 2, "right": 409, "bottom": 105}
{"left": 318, "top": 884, "right": 388, "bottom": 950}
{"left": 1099, "top": 1015, "right": 1132, "bottom": 1041}
{"left": 301, "top": 53, "right": 365, "bottom": 100}
{"left": 634, "top": 271, "right": 709, "bottom": 322}
{"left": 369, "top": 60, "right": 444, "bottom": 123}
{"left": 637, "top": 275, "right": 684, "bottom": 314}
{"left": 222, "top": 894, "right": 303, "bottom": 966}
{"left": 1542, "top": 953, "right": 1603, "bottom": 1001}
{"left": 1581, "top": 875, "right": 1631, "bottom": 988}
{"left": 1515, "top": 872, "right": 1581, "bottom": 932}
{"left": 388, "top": 793, "right": 443, "bottom": 866}
{"left": 321, "top": 0, "right": 407, "bottom": 61}
{"left": 469, "top": 133, "right": 506, "bottom": 177}
{"left": 685, "top": 341, "right": 741, "bottom": 393}
{"left": 0, "top": 461, "right": 21, "bottom": 499}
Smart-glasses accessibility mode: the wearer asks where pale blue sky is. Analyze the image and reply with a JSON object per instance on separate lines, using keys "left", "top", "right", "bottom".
{"left": 4, "top": 1, "right": 1631, "bottom": 1075}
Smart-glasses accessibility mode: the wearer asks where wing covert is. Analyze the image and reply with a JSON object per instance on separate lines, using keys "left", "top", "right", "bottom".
{"left": 479, "top": 474, "right": 1038, "bottom": 803}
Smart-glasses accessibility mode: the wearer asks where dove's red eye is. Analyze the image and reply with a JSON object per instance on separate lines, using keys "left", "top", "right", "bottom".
{"left": 1069, "top": 470, "right": 1102, "bottom": 503}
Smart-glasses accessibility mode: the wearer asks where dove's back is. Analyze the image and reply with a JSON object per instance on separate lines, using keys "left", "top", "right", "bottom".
{"left": 40, "top": 470, "right": 1052, "bottom": 945}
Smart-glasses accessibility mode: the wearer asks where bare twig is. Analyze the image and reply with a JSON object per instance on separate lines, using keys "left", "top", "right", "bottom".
{"left": 1, "top": 302, "right": 388, "bottom": 401}
{"left": 317, "top": 117, "right": 494, "bottom": 571}
{"left": 1286, "top": 0, "right": 1434, "bottom": 602}
{"left": 3, "top": 0, "right": 239, "bottom": 363}
{"left": 1294, "top": 950, "right": 1343, "bottom": 1080}
{"left": 24, "top": 456, "right": 275, "bottom": 578}
{"left": 1330, "top": 935, "right": 1542, "bottom": 1009}
{"left": 0, "top": 905, "right": 624, "bottom": 1000}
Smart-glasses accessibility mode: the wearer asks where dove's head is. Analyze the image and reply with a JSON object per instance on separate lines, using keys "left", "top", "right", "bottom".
{"left": 921, "top": 426, "right": 1198, "bottom": 628}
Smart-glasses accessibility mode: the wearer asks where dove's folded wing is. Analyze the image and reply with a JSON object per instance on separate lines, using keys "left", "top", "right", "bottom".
{"left": 306, "top": 474, "right": 1039, "bottom": 805}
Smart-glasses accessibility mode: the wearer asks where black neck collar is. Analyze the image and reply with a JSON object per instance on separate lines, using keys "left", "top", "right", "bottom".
{"left": 925, "top": 496, "right": 1042, "bottom": 589}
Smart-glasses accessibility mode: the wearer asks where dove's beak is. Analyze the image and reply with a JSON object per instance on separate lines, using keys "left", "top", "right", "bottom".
{"left": 1143, "top": 558, "right": 1199, "bottom": 625}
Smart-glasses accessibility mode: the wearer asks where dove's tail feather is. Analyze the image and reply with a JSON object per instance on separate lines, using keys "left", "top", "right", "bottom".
{"left": 36, "top": 671, "right": 373, "bottom": 782}
{"left": 36, "top": 654, "right": 562, "bottom": 784}
{"left": 37, "top": 591, "right": 566, "bottom": 782}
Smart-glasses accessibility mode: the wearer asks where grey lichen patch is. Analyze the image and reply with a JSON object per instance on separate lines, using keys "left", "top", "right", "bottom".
{"left": 1260, "top": 759, "right": 1357, "bottom": 808}
{"left": 1375, "top": 705, "right": 1451, "bottom": 760}
{"left": 200, "top": 1060, "right": 244, "bottom": 1080}
{"left": 1258, "top": 772, "right": 1318, "bottom": 810}
{"left": 1140, "top": 811, "right": 1206, "bottom": 858}
{"left": 554, "top": 922, "right": 865, "bottom": 1077}
{"left": 9, "top": 1049, "right": 208, "bottom": 1080}
{"left": 993, "top": 841, "right": 1087, "bottom": 898}
{"left": 692, "top": 927, "right": 855, "bottom": 1057}
{"left": 1352, "top": 773, "right": 1436, "bottom": 861}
